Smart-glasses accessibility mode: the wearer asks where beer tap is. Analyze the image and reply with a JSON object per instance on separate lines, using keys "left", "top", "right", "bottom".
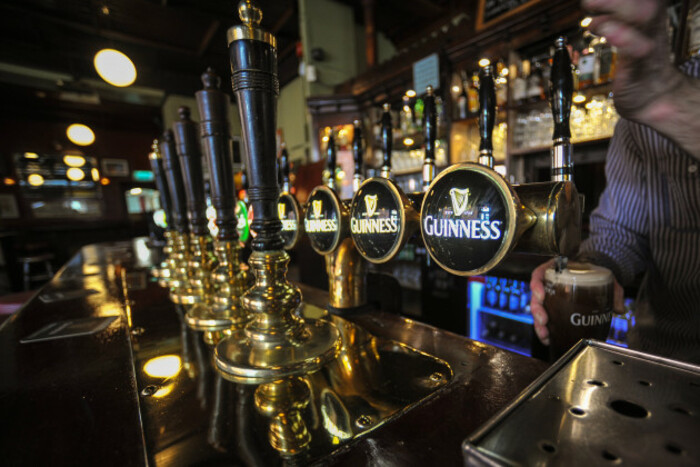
{"left": 348, "top": 99, "right": 421, "bottom": 264}
{"left": 277, "top": 144, "right": 303, "bottom": 250}
{"left": 160, "top": 130, "right": 192, "bottom": 301}
{"left": 148, "top": 139, "right": 175, "bottom": 285}
{"left": 423, "top": 86, "right": 438, "bottom": 191}
{"left": 305, "top": 133, "right": 367, "bottom": 310}
{"left": 172, "top": 106, "right": 215, "bottom": 305}
{"left": 352, "top": 120, "right": 364, "bottom": 193}
{"left": 420, "top": 38, "right": 581, "bottom": 277}
{"left": 215, "top": 0, "right": 341, "bottom": 386}
{"left": 185, "top": 68, "right": 252, "bottom": 344}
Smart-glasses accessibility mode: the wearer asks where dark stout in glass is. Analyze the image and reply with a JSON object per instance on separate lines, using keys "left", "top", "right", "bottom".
{"left": 544, "top": 261, "right": 614, "bottom": 360}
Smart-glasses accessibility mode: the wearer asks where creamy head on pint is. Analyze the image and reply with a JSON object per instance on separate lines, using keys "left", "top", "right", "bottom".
{"left": 544, "top": 261, "right": 613, "bottom": 287}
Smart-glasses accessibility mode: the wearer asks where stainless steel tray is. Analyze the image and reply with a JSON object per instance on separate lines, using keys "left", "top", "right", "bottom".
{"left": 462, "top": 340, "right": 700, "bottom": 466}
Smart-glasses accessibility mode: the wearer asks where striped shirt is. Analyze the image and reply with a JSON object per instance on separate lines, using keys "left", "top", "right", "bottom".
{"left": 579, "top": 56, "right": 700, "bottom": 363}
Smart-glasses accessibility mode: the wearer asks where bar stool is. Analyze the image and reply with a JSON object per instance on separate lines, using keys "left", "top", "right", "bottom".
{"left": 17, "top": 253, "right": 54, "bottom": 291}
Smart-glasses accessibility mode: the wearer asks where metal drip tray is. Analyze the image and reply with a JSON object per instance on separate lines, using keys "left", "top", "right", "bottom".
{"left": 463, "top": 340, "right": 700, "bottom": 466}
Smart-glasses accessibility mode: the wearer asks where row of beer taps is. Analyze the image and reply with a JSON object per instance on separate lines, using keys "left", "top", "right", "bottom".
{"left": 144, "top": 0, "right": 581, "bottom": 458}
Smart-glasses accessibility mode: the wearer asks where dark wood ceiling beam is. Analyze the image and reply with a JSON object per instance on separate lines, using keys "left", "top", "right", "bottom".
{"left": 271, "top": 2, "right": 296, "bottom": 34}
{"left": 197, "top": 20, "right": 221, "bottom": 56}
{"left": 0, "top": 3, "right": 196, "bottom": 56}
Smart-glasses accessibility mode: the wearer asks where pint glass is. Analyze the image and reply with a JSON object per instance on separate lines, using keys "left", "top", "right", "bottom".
{"left": 544, "top": 261, "right": 614, "bottom": 361}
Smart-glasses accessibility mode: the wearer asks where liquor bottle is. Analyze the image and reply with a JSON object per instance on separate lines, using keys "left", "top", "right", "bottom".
{"left": 578, "top": 46, "right": 595, "bottom": 89}
{"left": 526, "top": 61, "right": 544, "bottom": 101}
{"left": 468, "top": 72, "right": 480, "bottom": 114}
{"left": 498, "top": 278, "right": 509, "bottom": 310}
{"left": 594, "top": 39, "right": 617, "bottom": 84}
{"left": 508, "top": 280, "right": 521, "bottom": 312}
{"left": 457, "top": 72, "right": 469, "bottom": 120}
{"left": 511, "top": 61, "right": 528, "bottom": 104}
{"left": 401, "top": 95, "right": 412, "bottom": 134}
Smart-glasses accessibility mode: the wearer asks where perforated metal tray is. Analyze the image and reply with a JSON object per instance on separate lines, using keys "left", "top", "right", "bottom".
{"left": 463, "top": 340, "right": 700, "bottom": 466}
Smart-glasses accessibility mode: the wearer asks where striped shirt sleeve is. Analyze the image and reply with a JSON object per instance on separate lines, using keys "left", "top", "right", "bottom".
{"left": 578, "top": 119, "right": 651, "bottom": 286}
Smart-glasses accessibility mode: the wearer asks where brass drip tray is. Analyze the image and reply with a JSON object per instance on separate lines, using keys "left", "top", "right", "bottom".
{"left": 462, "top": 340, "right": 700, "bottom": 466}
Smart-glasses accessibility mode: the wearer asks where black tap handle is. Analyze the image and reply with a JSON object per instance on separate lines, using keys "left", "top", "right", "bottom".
{"left": 352, "top": 120, "right": 363, "bottom": 175}
{"left": 195, "top": 68, "right": 238, "bottom": 242}
{"left": 380, "top": 103, "right": 392, "bottom": 171}
{"left": 326, "top": 133, "right": 336, "bottom": 175}
{"left": 280, "top": 144, "right": 290, "bottom": 188}
{"left": 478, "top": 66, "right": 496, "bottom": 152}
{"left": 550, "top": 36, "right": 573, "bottom": 141}
{"left": 228, "top": 1, "right": 282, "bottom": 251}
{"left": 149, "top": 139, "right": 174, "bottom": 228}
{"left": 173, "top": 106, "right": 209, "bottom": 237}
{"left": 160, "top": 130, "right": 189, "bottom": 233}
{"left": 424, "top": 86, "right": 437, "bottom": 163}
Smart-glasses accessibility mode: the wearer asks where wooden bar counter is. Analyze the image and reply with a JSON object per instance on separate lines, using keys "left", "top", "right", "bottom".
{"left": 0, "top": 238, "right": 546, "bottom": 466}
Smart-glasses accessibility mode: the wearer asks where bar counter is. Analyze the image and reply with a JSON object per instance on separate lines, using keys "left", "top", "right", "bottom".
{"left": 0, "top": 238, "right": 546, "bottom": 466}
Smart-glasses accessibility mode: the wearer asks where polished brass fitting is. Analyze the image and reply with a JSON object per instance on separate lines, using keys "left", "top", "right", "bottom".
{"left": 325, "top": 238, "right": 367, "bottom": 309}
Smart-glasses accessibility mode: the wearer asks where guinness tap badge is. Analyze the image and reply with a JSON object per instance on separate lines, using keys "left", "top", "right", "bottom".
{"left": 304, "top": 186, "right": 343, "bottom": 254}
{"left": 278, "top": 192, "right": 302, "bottom": 250}
{"left": 349, "top": 178, "right": 414, "bottom": 263}
{"left": 421, "top": 163, "right": 520, "bottom": 276}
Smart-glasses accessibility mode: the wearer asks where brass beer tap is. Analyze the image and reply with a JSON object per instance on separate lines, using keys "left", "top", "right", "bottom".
{"left": 305, "top": 132, "right": 367, "bottom": 310}
{"left": 420, "top": 38, "right": 581, "bottom": 276}
{"left": 171, "top": 106, "right": 216, "bottom": 305}
{"left": 160, "top": 130, "right": 192, "bottom": 301}
{"left": 215, "top": 0, "right": 341, "bottom": 384}
{"left": 148, "top": 139, "right": 175, "bottom": 285}
{"left": 185, "top": 68, "right": 252, "bottom": 345}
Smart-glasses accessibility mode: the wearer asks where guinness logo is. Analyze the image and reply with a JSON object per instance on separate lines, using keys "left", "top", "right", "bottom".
{"left": 450, "top": 188, "right": 470, "bottom": 216}
{"left": 312, "top": 199, "right": 323, "bottom": 219}
{"left": 364, "top": 194, "right": 378, "bottom": 217}
{"left": 278, "top": 202, "right": 286, "bottom": 220}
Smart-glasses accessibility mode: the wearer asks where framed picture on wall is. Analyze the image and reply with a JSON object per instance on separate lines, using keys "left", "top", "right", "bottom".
{"left": 102, "top": 158, "right": 130, "bottom": 177}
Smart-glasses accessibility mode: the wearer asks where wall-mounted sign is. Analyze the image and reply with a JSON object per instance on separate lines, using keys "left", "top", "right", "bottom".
{"left": 421, "top": 164, "right": 518, "bottom": 276}
{"left": 133, "top": 170, "right": 154, "bottom": 182}
{"left": 413, "top": 53, "right": 440, "bottom": 93}
{"left": 350, "top": 178, "right": 410, "bottom": 263}
{"left": 102, "top": 158, "right": 129, "bottom": 177}
{"left": 304, "top": 186, "right": 343, "bottom": 255}
{"left": 476, "top": 0, "right": 541, "bottom": 31}
{"left": 278, "top": 192, "right": 302, "bottom": 250}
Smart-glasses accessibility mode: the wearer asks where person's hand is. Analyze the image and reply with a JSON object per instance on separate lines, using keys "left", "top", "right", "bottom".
{"left": 529, "top": 259, "right": 626, "bottom": 346}
{"left": 582, "top": 0, "right": 685, "bottom": 124}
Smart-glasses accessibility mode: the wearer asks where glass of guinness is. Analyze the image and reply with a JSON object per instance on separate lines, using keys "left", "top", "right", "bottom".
{"left": 544, "top": 260, "right": 614, "bottom": 361}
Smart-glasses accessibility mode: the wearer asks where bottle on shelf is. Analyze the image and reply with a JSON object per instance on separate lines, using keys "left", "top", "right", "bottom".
{"left": 526, "top": 61, "right": 545, "bottom": 101}
{"left": 577, "top": 44, "right": 595, "bottom": 89}
{"left": 468, "top": 72, "right": 480, "bottom": 114}
{"left": 458, "top": 71, "right": 469, "bottom": 120}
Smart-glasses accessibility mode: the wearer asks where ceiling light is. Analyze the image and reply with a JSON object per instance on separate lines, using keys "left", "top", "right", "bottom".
{"left": 28, "top": 174, "right": 44, "bottom": 186}
{"left": 129, "top": 187, "right": 143, "bottom": 195}
{"left": 478, "top": 58, "right": 491, "bottom": 68}
{"left": 580, "top": 17, "right": 592, "bottom": 28}
{"left": 66, "top": 167, "right": 85, "bottom": 181}
{"left": 94, "top": 48, "right": 137, "bottom": 87}
{"left": 573, "top": 93, "right": 586, "bottom": 104}
{"left": 406, "top": 89, "right": 416, "bottom": 98}
{"left": 24, "top": 152, "right": 39, "bottom": 159}
{"left": 66, "top": 124, "right": 95, "bottom": 146}
{"left": 63, "top": 155, "right": 86, "bottom": 167}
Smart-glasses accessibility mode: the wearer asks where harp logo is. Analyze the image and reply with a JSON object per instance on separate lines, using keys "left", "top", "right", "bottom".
{"left": 423, "top": 186, "right": 503, "bottom": 240}
{"left": 305, "top": 197, "right": 338, "bottom": 233}
{"left": 450, "top": 188, "right": 470, "bottom": 216}
{"left": 364, "top": 194, "right": 378, "bottom": 217}
{"left": 312, "top": 199, "right": 323, "bottom": 218}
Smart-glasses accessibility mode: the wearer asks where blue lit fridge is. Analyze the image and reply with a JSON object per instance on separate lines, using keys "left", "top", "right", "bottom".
{"left": 468, "top": 276, "right": 634, "bottom": 357}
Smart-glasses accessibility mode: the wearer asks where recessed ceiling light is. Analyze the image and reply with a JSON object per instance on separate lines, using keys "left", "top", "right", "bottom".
{"left": 94, "top": 48, "right": 137, "bottom": 87}
{"left": 478, "top": 58, "right": 491, "bottom": 67}
{"left": 63, "top": 155, "right": 86, "bottom": 167}
{"left": 66, "top": 124, "right": 95, "bottom": 146}
{"left": 28, "top": 173, "right": 44, "bottom": 186}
